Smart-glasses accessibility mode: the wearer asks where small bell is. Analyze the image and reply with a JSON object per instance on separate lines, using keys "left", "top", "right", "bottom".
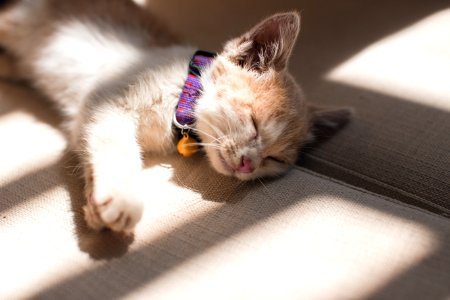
{"left": 177, "top": 132, "right": 199, "bottom": 157}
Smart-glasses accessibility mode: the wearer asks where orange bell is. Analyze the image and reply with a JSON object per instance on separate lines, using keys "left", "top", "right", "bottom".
{"left": 177, "top": 132, "right": 199, "bottom": 157}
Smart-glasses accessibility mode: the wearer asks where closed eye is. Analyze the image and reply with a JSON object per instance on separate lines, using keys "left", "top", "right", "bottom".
{"left": 251, "top": 115, "right": 258, "bottom": 139}
{"left": 266, "top": 156, "right": 286, "bottom": 164}
{"left": 251, "top": 115, "right": 258, "bottom": 130}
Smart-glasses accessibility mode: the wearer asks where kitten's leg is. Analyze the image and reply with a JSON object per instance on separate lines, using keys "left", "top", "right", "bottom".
{"left": 80, "top": 107, "right": 145, "bottom": 233}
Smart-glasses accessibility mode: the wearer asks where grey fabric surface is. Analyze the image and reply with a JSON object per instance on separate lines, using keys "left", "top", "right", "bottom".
{"left": 147, "top": 0, "right": 450, "bottom": 214}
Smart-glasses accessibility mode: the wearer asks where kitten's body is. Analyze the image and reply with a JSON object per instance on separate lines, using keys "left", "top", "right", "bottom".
{"left": 0, "top": 0, "right": 350, "bottom": 232}
{"left": 0, "top": 0, "right": 189, "bottom": 151}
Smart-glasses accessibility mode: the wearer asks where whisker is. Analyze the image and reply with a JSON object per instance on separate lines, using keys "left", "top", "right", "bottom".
{"left": 183, "top": 142, "right": 222, "bottom": 149}
{"left": 225, "top": 114, "right": 232, "bottom": 135}
{"left": 191, "top": 127, "right": 217, "bottom": 141}
{"left": 198, "top": 118, "right": 225, "bottom": 139}
{"left": 257, "top": 178, "right": 282, "bottom": 208}
{"left": 215, "top": 113, "right": 232, "bottom": 135}
{"left": 210, "top": 134, "right": 230, "bottom": 143}
{"left": 192, "top": 118, "right": 232, "bottom": 146}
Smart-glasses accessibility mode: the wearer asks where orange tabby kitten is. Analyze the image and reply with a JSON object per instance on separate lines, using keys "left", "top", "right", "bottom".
{"left": 0, "top": 0, "right": 351, "bottom": 232}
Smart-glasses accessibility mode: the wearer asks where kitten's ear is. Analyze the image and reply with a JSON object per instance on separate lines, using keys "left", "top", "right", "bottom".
{"left": 306, "top": 105, "right": 354, "bottom": 143}
{"left": 223, "top": 12, "right": 300, "bottom": 72}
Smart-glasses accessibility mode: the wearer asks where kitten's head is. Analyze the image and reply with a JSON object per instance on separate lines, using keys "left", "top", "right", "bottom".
{"left": 194, "top": 12, "right": 351, "bottom": 180}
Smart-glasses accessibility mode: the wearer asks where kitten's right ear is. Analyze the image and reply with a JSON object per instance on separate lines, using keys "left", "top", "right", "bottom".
{"left": 306, "top": 105, "right": 354, "bottom": 143}
{"left": 223, "top": 12, "right": 300, "bottom": 72}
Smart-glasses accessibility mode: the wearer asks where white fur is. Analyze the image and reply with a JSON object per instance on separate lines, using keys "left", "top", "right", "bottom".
{"left": 75, "top": 44, "right": 194, "bottom": 232}
{"left": 38, "top": 21, "right": 146, "bottom": 98}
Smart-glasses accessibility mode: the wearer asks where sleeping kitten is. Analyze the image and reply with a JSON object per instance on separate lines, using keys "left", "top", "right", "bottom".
{"left": 0, "top": 0, "right": 351, "bottom": 233}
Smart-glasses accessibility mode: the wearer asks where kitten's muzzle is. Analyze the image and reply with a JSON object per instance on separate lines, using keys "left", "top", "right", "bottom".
{"left": 237, "top": 156, "right": 255, "bottom": 174}
{"left": 218, "top": 151, "right": 255, "bottom": 174}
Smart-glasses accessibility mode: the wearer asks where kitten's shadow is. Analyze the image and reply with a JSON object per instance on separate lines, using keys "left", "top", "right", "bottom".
{"left": 143, "top": 152, "right": 258, "bottom": 204}
{"left": 62, "top": 150, "right": 259, "bottom": 260}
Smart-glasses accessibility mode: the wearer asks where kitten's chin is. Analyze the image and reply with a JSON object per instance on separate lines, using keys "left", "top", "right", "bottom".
{"left": 234, "top": 172, "right": 257, "bottom": 181}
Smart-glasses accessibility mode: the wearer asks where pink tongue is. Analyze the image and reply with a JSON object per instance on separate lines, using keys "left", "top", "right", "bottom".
{"left": 238, "top": 156, "right": 254, "bottom": 173}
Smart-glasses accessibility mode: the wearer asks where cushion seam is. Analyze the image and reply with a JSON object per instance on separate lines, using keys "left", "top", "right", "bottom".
{"left": 294, "top": 157, "right": 450, "bottom": 219}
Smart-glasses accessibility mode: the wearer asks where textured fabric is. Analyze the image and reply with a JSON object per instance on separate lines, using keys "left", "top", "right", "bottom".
{"left": 2, "top": 142, "right": 450, "bottom": 299}
{"left": 147, "top": 0, "right": 450, "bottom": 215}
{"left": 297, "top": 6, "right": 450, "bottom": 216}
{"left": 0, "top": 81, "right": 449, "bottom": 299}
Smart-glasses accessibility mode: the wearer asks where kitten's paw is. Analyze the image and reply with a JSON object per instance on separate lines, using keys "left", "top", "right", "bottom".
{"left": 84, "top": 183, "right": 144, "bottom": 233}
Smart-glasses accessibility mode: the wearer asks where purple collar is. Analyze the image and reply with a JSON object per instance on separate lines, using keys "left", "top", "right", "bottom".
{"left": 173, "top": 50, "right": 216, "bottom": 131}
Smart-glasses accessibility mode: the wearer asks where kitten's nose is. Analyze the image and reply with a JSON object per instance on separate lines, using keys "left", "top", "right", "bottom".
{"left": 238, "top": 156, "right": 254, "bottom": 173}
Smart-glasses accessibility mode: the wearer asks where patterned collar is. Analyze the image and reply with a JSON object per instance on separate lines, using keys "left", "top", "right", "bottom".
{"left": 173, "top": 50, "right": 216, "bottom": 156}
{"left": 173, "top": 50, "right": 216, "bottom": 130}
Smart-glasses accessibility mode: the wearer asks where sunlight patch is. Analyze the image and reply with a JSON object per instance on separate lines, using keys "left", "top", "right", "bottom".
{"left": 132, "top": 0, "right": 147, "bottom": 6}
{"left": 326, "top": 9, "right": 450, "bottom": 111}
{"left": 127, "top": 187, "right": 438, "bottom": 299}
{"left": 0, "top": 111, "right": 65, "bottom": 187}
{"left": 0, "top": 186, "right": 91, "bottom": 299}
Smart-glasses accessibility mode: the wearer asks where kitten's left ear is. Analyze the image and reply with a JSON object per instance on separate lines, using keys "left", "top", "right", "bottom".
{"left": 306, "top": 105, "right": 354, "bottom": 143}
{"left": 223, "top": 12, "right": 300, "bottom": 72}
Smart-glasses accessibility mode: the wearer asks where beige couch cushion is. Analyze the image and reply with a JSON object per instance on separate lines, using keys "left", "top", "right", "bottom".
{"left": 297, "top": 5, "right": 450, "bottom": 216}
{"left": 147, "top": 0, "right": 450, "bottom": 215}
{"left": 1, "top": 82, "right": 449, "bottom": 299}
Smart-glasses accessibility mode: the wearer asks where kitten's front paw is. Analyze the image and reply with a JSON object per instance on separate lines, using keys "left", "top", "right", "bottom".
{"left": 83, "top": 182, "right": 144, "bottom": 233}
